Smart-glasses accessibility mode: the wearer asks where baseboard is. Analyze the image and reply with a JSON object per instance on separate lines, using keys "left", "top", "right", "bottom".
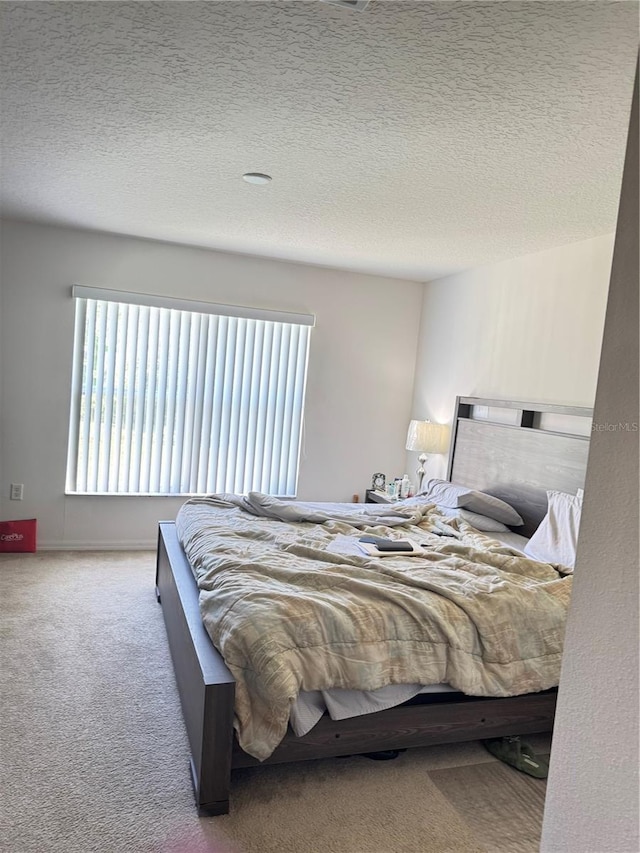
{"left": 37, "top": 540, "right": 156, "bottom": 551}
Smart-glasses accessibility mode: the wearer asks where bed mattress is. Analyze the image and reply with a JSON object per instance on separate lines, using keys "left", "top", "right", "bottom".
{"left": 176, "top": 493, "right": 567, "bottom": 760}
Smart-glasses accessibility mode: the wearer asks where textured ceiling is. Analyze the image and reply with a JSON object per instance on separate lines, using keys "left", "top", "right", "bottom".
{"left": 1, "top": 1, "right": 637, "bottom": 281}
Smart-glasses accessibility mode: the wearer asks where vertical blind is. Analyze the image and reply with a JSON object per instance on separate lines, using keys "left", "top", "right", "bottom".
{"left": 66, "top": 290, "right": 313, "bottom": 496}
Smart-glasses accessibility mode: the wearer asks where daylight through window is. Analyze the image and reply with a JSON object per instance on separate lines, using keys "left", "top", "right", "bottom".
{"left": 66, "top": 287, "right": 313, "bottom": 496}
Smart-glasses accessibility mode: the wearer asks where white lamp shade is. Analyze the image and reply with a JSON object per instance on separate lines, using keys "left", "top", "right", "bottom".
{"left": 405, "top": 420, "right": 448, "bottom": 454}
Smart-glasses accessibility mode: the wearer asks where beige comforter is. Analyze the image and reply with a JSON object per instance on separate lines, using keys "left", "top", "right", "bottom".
{"left": 176, "top": 493, "right": 571, "bottom": 761}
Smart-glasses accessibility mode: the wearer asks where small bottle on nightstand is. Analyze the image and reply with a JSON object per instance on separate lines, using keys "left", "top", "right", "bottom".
{"left": 400, "top": 474, "right": 411, "bottom": 499}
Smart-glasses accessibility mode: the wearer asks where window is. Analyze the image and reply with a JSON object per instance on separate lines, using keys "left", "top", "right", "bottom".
{"left": 66, "top": 287, "right": 313, "bottom": 496}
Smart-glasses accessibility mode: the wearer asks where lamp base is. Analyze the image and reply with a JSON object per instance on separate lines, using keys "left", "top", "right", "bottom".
{"left": 416, "top": 453, "right": 428, "bottom": 492}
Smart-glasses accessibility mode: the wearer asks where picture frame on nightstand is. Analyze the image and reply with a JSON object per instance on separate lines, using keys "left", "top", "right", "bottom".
{"left": 371, "top": 472, "right": 386, "bottom": 491}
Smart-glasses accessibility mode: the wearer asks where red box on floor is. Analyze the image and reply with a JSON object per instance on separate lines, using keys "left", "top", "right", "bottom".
{"left": 0, "top": 518, "right": 37, "bottom": 552}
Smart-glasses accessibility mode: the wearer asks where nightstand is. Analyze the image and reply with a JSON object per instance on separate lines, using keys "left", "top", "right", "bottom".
{"left": 365, "top": 489, "right": 394, "bottom": 504}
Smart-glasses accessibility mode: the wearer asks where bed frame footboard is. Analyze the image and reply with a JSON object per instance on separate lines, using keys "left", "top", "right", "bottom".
{"left": 156, "top": 522, "right": 235, "bottom": 815}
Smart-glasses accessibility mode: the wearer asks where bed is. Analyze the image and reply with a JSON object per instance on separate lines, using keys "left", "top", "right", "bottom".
{"left": 155, "top": 395, "right": 592, "bottom": 815}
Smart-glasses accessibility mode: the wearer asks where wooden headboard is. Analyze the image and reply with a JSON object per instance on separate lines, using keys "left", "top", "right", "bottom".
{"left": 446, "top": 396, "right": 593, "bottom": 537}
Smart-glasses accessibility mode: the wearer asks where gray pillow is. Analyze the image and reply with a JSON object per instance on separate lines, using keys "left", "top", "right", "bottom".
{"left": 436, "top": 506, "right": 511, "bottom": 533}
{"left": 420, "top": 479, "right": 524, "bottom": 527}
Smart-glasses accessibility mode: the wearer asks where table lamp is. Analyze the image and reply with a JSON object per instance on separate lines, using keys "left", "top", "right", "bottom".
{"left": 405, "top": 419, "right": 448, "bottom": 489}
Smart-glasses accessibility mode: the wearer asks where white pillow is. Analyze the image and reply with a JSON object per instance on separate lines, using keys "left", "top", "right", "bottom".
{"left": 524, "top": 490, "right": 583, "bottom": 572}
{"left": 420, "top": 479, "right": 524, "bottom": 527}
{"left": 436, "top": 506, "right": 510, "bottom": 533}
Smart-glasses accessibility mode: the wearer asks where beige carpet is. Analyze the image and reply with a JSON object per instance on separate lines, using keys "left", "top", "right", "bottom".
{"left": 430, "top": 761, "right": 548, "bottom": 853}
{"left": 0, "top": 551, "right": 550, "bottom": 853}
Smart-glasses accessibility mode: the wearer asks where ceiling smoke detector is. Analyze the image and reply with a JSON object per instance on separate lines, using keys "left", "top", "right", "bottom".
{"left": 320, "top": 0, "right": 370, "bottom": 10}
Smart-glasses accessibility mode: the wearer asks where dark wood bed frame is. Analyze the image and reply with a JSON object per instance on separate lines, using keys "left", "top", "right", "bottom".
{"left": 155, "top": 396, "right": 593, "bottom": 815}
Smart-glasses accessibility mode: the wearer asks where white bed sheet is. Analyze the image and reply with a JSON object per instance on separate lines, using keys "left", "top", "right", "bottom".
{"left": 290, "top": 682, "right": 456, "bottom": 737}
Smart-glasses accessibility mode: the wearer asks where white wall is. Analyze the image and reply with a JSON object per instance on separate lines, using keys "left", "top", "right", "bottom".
{"left": 407, "top": 234, "right": 614, "bottom": 480}
{"left": 0, "top": 220, "right": 423, "bottom": 548}
{"left": 541, "top": 68, "right": 638, "bottom": 853}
